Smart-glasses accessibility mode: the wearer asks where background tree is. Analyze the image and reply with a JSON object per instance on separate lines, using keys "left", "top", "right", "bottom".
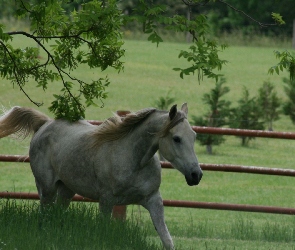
{"left": 230, "top": 87, "right": 264, "bottom": 146}
{"left": 257, "top": 80, "right": 281, "bottom": 131}
{"left": 191, "top": 78, "right": 231, "bottom": 154}
{"left": 153, "top": 89, "right": 176, "bottom": 111}
{"left": 282, "top": 77, "right": 295, "bottom": 124}
{"left": 269, "top": 50, "right": 295, "bottom": 84}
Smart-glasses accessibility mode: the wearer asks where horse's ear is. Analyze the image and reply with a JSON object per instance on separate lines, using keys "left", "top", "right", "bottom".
{"left": 169, "top": 104, "right": 177, "bottom": 120}
{"left": 181, "top": 103, "right": 188, "bottom": 117}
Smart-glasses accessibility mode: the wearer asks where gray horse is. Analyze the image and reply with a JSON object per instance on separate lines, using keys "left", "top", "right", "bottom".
{"left": 0, "top": 103, "right": 202, "bottom": 249}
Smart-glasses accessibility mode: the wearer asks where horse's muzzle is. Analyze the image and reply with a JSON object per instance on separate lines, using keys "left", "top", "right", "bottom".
{"left": 185, "top": 170, "right": 203, "bottom": 186}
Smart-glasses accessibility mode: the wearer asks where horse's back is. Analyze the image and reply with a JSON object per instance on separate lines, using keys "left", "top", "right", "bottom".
{"left": 30, "top": 119, "right": 95, "bottom": 155}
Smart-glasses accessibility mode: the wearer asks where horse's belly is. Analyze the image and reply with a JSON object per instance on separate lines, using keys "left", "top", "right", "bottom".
{"left": 61, "top": 176, "right": 102, "bottom": 200}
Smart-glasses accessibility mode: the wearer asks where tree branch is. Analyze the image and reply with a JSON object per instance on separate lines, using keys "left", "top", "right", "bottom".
{"left": 181, "top": 0, "right": 209, "bottom": 7}
{"left": 19, "top": 0, "right": 32, "bottom": 14}
{"left": 0, "top": 41, "right": 43, "bottom": 106}
{"left": 181, "top": 0, "right": 279, "bottom": 28}
{"left": 6, "top": 28, "right": 100, "bottom": 62}
{"left": 217, "top": 0, "right": 278, "bottom": 28}
{"left": 4, "top": 31, "right": 83, "bottom": 111}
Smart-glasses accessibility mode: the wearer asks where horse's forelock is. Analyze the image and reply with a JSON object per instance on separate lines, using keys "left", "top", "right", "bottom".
{"left": 158, "top": 111, "right": 186, "bottom": 137}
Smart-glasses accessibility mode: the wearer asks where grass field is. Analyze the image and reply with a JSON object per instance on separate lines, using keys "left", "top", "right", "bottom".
{"left": 0, "top": 200, "right": 159, "bottom": 250}
{"left": 1, "top": 38, "right": 295, "bottom": 249}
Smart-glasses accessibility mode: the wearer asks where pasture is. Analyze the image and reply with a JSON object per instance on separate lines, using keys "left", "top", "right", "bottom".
{"left": 1, "top": 38, "right": 295, "bottom": 249}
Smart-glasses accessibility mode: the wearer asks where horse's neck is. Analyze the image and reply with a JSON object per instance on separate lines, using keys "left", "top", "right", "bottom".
{"left": 129, "top": 111, "right": 167, "bottom": 167}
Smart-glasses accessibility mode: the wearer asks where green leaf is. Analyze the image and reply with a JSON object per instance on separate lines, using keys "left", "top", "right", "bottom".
{"left": 271, "top": 12, "right": 285, "bottom": 25}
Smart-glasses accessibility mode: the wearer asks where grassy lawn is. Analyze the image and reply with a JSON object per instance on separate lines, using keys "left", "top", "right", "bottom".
{"left": 1, "top": 38, "right": 295, "bottom": 249}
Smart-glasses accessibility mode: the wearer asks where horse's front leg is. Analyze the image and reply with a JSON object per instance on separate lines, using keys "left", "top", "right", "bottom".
{"left": 141, "top": 192, "right": 174, "bottom": 250}
{"left": 99, "top": 195, "right": 114, "bottom": 217}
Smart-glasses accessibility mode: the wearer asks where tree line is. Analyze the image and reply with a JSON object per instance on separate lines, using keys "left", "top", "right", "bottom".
{"left": 194, "top": 77, "right": 295, "bottom": 153}
{"left": 1, "top": 1, "right": 293, "bottom": 37}
{"left": 120, "top": 0, "right": 295, "bottom": 37}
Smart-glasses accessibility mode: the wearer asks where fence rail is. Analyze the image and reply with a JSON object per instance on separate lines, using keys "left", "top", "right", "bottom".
{"left": 191, "top": 126, "right": 295, "bottom": 140}
{"left": 1, "top": 122, "right": 295, "bottom": 215}
{"left": 1, "top": 191, "right": 295, "bottom": 215}
{"left": 2, "top": 155, "right": 295, "bottom": 177}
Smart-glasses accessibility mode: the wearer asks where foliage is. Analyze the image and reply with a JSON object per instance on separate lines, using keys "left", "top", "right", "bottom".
{"left": 0, "top": 0, "right": 290, "bottom": 121}
{"left": 269, "top": 50, "right": 295, "bottom": 82}
{"left": 0, "top": 0, "right": 124, "bottom": 121}
{"left": 257, "top": 80, "right": 281, "bottom": 131}
{"left": 282, "top": 77, "right": 295, "bottom": 125}
{"left": 173, "top": 35, "right": 228, "bottom": 83}
{"left": 125, "top": 1, "right": 229, "bottom": 83}
{"left": 230, "top": 87, "right": 265, "bottom": 146}
{"left": 191, "top": 78, "right": 231, "bottom": 154}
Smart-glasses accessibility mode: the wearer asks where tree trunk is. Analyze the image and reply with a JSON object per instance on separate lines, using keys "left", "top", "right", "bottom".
{"left": 268, "top": 120, "right": 273, "bottom": 131}
{"left": 186, "top": 7, "right": 192, "bottom": 43}
{"left": 206, "top": 144, "right": 213, "bottom": 154}
{"left": 293, "top": 19, "right": 295, "bottom": 49}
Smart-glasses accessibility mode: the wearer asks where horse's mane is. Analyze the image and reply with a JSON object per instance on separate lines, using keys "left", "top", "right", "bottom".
{"left": 90, "top": 107, "right": 187, "bottom": 147}
{"left": 91, "top": 108, "right": 157, "bottom": 147}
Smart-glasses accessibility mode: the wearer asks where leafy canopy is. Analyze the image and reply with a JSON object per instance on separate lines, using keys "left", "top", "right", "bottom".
{"left": 0, "top": 0, "right": 287, "bottom": 121}
{"left": 0, "top": 0, "right": 124, "bottom": 121}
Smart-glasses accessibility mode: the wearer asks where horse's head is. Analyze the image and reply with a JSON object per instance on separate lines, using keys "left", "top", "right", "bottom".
{"left": 159, "top": 103, "right": 203, "bottom": 186}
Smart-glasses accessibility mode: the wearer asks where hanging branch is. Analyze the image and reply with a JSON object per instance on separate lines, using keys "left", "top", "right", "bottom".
{"left": 0, "top": 0, "right": 124, "bottom": 121}
{"left": 0, "top": 40, "right": 43, "bottom": 106}
{"left": 217, "top": 0, "right": 284, "bottom": 27}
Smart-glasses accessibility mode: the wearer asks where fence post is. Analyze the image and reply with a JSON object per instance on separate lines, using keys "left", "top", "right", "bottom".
{"left": 111, "top": 110, "right": 130, "bottom": 220}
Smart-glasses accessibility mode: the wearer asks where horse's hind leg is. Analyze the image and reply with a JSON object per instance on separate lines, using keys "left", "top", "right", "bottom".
{"left": 35, "top": 178, "right": 58, "bottom": 210}
{"left": 35, "top": 177, "right": 75, "bottom": 209}
{"left": 55, "top": 181, "right": 75, "bottom": 209}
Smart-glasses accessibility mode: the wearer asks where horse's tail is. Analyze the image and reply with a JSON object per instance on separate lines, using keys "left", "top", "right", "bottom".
{"left": 0, "top": 106, "right": 51, "bottom": 139}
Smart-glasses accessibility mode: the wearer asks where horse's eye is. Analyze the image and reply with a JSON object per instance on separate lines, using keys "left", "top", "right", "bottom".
{"left": 173, "top": 136, "right": 181, "bottom": 143}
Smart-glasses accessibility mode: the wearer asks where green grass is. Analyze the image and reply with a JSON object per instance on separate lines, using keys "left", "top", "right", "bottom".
{"left": 1, "top": 38, "right": 295, "bottom": 249}
{"left": 1, "top": 200, "right": 295, "bottom": 250}
{"left": 0, "top": 199, "right": 159, "bottom": 250}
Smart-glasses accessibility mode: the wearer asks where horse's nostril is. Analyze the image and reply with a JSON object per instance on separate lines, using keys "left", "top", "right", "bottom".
{"left": 191, "top": 171, "right": 202, "bottom": 181}
{"left": 185, "top": 171, "right": 202, "bottom": 186}
{"left": 191, "top": 172, "right": 198, "bottom": 180}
